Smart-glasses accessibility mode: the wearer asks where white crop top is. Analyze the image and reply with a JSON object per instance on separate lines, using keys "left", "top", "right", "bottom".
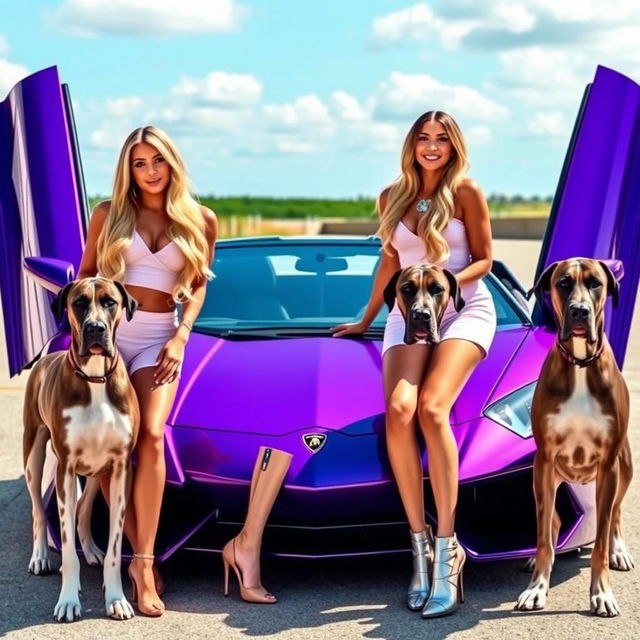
{"left": 122, "top": 230, "right": 186, "bottom": 294}
{"left": 391, "top": 217, "right": 472, "bottom": 273}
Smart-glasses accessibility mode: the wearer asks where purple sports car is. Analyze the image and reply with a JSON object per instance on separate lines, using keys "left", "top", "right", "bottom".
{"left": 1, "top": 66, "right": 639, "bottom": 563}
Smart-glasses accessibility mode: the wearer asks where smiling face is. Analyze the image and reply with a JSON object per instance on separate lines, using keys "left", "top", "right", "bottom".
{"left": 130, "top": 142, "right": 171, "bottom": 196}
{"left": 413, "top": 119, "right": 454, "bottom": 174}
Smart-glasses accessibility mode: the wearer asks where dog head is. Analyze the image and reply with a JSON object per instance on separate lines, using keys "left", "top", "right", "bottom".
{"left": 383, "top": 265, "right": 465, "bottom": 345}
{"left": 528, "top": 258, "right": 619, "bottom": 343}
{"left": 51, "top": 278, "right": 138, "bottom": 358}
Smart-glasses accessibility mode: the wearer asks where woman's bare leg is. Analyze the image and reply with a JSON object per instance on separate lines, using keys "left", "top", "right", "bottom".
{"left": 383, "top": 344, "right": 432, "bottom": 532}
{"left": 127, "top": 367, "right": 179, "bottom": 613}
{"left": 417, "top": 339, "right": 483, "bottom": 536}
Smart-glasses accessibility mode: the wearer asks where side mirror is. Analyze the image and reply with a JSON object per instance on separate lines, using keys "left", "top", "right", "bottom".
{"left": 23, "top": 256, "right": 75, "bottom": 294}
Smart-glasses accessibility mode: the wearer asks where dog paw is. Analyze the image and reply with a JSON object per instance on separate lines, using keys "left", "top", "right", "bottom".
{"left": 515, "top": 582, "right": 547, "bottom": 611}
{"left": 610, "top": 540, "right": 634, "bottom": 571}
{"left": 28, "top": 550, "right": 52, "bottom": 575}
{"left": 521, "top": 557, "right": 535, "bottom": 573}
{"left": 53, "top": 595, "right": 82, "bottom": 622}
{"left": 106, "top": 595, "right": 135, "bottom": 620}
{"left": 81, "top": 539, "right": 105, "bottom": 567}
{"left": 590, "top": 589, "right": 620, "bottom": 617}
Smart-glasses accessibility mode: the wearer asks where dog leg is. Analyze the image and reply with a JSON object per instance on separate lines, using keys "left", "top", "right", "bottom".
{"left": 53, "top": 462, "right": 82, "bottom": 622}
{"left": 590, "top": 458, "right": 620, "bottom": 617}
{"left": 609, "top": 437, "right": 634, "bottom": 571}
{"left": 516, "top": 453, "right": 558, "bottom": 610}
{"left": 103, "top": 460, "right": 134, "bottom": 620}
{"left": 24, "top": 426, "right": 53, "bottom": 575}
{"left": 77, "top": 476, "right": 105, "bottom": 567}
{"left": 522, "top": 509, "right": 561, "bottom": 573}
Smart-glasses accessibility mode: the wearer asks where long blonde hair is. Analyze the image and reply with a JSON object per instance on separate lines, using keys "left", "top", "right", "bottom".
{"left": 377, "top": 111, "right": 468, "bottom": 263}
{"left": 96, "top": 125, "right": 213, "bottom": 302}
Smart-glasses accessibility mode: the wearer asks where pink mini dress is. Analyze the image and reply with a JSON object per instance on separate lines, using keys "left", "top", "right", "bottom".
{"left": 382, "top": 218, "right": 496, "bottom": 358}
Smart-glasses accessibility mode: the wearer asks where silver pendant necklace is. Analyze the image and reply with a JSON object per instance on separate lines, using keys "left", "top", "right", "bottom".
{"left": 416, "top": 197, "right": 431, "bottom": 213}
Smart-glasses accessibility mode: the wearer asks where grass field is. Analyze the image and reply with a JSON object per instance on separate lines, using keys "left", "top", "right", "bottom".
{"left": 87, "top": 196, "right": 551, "bottom": 237}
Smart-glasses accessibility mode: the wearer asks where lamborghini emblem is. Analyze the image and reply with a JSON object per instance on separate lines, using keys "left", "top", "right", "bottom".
{"left": 303, "top": 433, "right": 327, "bottom": 453}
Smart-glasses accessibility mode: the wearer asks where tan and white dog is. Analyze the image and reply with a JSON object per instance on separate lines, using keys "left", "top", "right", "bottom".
{"left": 515, "top": 258, "right": 634, "bottom": 617}
{"left": 23, "top": 277, "right": 139, "bottom": 622}
{"left": 383, "top": 264, "right": 465, "bottom": 344}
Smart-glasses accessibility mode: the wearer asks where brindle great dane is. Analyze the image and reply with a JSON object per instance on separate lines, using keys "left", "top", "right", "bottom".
{"left": 516, "top": 258, "right": 634, "bottom": 617}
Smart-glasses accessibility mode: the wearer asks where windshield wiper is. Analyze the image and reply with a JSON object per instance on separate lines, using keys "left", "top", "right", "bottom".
{"left": 194, "top": 326, "right": 384, "bottom": 340}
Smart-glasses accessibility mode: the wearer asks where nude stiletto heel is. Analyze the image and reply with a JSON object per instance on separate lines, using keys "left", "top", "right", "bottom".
{"left": 128, "top": 553, "right": 164, "bottom": 617}
{"left": 220, "top": 447, "right": 292, "bottom": 604}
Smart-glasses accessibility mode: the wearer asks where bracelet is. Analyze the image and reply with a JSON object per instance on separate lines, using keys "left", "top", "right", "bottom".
{"left": 179, "top": 320, "right": 193, "bottom": 332}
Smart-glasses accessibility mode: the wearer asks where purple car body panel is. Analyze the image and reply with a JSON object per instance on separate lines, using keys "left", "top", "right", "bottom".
{"left": 534, "top": 65, "right": 640, "bottom": 367}
{"left": 170, "top": 327, "right": 526, "bottom": 435}
{"left": 0, "top": 65, "right": 638, "bottom": 561}
{"left": 0, "top": 66, "right": 86, "bottom": 376}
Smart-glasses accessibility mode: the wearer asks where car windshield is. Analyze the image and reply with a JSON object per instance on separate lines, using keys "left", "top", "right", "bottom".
{"left": 195, "top": 241, "right": 522, "bottom": 336}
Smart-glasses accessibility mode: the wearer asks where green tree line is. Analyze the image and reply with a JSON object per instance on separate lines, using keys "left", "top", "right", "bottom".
{"left": 89, "top": 195, "right": 553, "bottom": 219}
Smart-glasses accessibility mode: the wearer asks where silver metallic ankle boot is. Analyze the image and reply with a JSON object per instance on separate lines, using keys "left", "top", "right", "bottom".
{"left": 407, "top": 528, "right": 434, "bottom": 611}
{"left": 421, "top": 533, "right": 465, "bottom": 618}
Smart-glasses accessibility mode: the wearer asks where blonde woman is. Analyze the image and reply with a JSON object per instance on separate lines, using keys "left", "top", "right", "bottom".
{"left": 77, "top": 126, "right": 217, "bottom": 616}
{"left": 332, "top": 111, "right": 496, "bottom": 617}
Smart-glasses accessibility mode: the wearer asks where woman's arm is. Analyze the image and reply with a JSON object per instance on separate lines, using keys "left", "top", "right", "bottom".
{"left": 77, "top": 201, "right": 110, "bottom": 279}
{"left": 154, "top": 206, "right": 217, "bottom": 385}
{"left": 331, "top": 188, "right": 400, "bottom": 336}
{"left": 174, "top": 206, "right": 218, "bottom": 343}
{"left": 360, "top": 244, "right": 401, "bottom": 326}
{"left": 453, "top": 178, "right": 493, "bottom": 287}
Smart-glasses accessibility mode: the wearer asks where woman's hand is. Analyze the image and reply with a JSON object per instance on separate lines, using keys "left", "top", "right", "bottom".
{"left": 330, "top": 320, "right": 371, "bottom": 338}
{"left": 154, "top": 335, "right": 186, "bottom": 385}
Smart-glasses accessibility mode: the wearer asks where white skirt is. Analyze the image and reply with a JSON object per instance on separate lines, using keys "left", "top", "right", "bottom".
{"left": 382, "top": 280, "right": 496, "bottom": 358}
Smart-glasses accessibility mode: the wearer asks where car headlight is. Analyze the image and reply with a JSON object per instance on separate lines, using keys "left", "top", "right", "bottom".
{"left": 483, "top": 381, "right": 537, "bottom": 438}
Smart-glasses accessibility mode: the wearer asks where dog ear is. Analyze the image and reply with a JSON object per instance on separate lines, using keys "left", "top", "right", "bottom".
{"left": 598, "top": 261, "right": 620, "bottom": 308}
{"left": 527, "top": 261, "right": 558, "bottom": 308}
{"left": 442, "top": 269, "right": 465, "bottom": 312}
{"left": 50, "top": 281, "right": 75, "bottom": 323}
{"left": 113, "top": 281, "right": 138, "bottom": 321}
{"left": 383, "top": 270, "right": 402, "bottom": 312}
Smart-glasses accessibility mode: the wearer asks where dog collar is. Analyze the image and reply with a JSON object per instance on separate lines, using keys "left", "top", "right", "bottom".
{"left": 556, "top": 340, "right": 604, "bottom": 368}
{"left": 67, "top": 350, "right": 120, "bottom": 383}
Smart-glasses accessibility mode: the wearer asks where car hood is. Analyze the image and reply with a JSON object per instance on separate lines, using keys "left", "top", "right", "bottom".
{"left": 168, "top": 328, "right": 530, "bottom": 436}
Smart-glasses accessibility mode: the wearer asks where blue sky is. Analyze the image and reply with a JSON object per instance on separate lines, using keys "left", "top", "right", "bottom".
{"left": 2, "top": 0, "right": 639, "bottom": 198}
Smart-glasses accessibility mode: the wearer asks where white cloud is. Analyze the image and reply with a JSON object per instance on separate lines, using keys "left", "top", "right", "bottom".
{"left": 330, "top": 91, "right": 369, "bottom": 122}
{"left": 263, "top": 94, "right": 333, "bottom": 134}
{"left": 172, "top": 71, "right": 262, "bottom": 108}
{"left": 370, "top": 1, "right": 538, "bottom": 49}
{"left": 0, "top": 35, "right": 8, "bottom": 56}
{"left": 370, "top": 3, "right": 477, "bottom": 50}
{"left": 85, "top": 67, "right": 499, "bottom": 164}
{"left": 490, "top": 47, "right": 589, "bottom": 106}
{"left": 527, "top": 111, "right": 567, "bottom": 137}
{"left": 104, "top": 96, "right": 146, "bottom": 117}
{"left": 90, "top": 124, "right": 133, "bottom": 150}
{"left": 372, "top": 1, "right": 640, "bottom": 52}
{"left": 466, "top": 125, "right": 492, "bottom": 145}
{"left": 373, "top": 72, "right": 508, "bottom": 121}
{"left": 530, "top": 0, "right": 639, "bottom": 24}
{"left": 371, "top": 3, "right": 436, "bottom": 47}
{"left": 0, "top": 58, "right": 29, "bottom": 96}
{"left": 275, "top": 140, "right": 320, "bottom": 154}
{"left": 491, "top": 1, "right": 536, "bottom": 33}
{"left": 52, "top": 0, "right": 249, "bottom": 37}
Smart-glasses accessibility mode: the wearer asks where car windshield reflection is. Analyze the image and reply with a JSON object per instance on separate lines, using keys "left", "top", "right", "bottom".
{"left": 195, "top": 242, "right": 521, "bottom": 336}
